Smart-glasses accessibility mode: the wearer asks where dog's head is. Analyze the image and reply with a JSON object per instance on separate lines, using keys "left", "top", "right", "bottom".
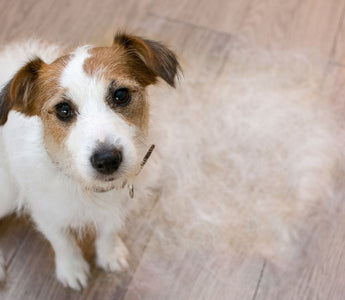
{"left": 0, "top": 33, "right": 180, "bottom": 192}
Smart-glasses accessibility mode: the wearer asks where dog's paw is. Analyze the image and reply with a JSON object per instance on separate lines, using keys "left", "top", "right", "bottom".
{"left": 96, "top": 237, "right": 129, "bottom": 273}
{"left": 56, "top": 254, "right": 90, "bottom": 291}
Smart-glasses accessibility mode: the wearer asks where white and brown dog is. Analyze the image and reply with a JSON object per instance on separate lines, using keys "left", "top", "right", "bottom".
{"left": 0, "top": 33, "right": 179, "bottom": 290}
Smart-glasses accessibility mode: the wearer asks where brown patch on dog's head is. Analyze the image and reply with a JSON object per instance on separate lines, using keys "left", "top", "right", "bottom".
{"left": 82, "top": 33, "right": 180, "bottom": 132}
{"left": 84, "top": 33, "right": 180, "bottom": 87}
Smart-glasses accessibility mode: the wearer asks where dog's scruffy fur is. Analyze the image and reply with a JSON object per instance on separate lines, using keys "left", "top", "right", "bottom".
{"left": 0, "top": 34, "right": 344, "bottom": 289}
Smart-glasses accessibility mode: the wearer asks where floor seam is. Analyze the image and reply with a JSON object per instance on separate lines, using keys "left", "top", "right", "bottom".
{"left": 252, "top": 261, "right": 266, "bottom": 300}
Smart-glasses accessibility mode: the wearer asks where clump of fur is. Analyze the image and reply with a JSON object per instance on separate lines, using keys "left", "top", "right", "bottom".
{"left": 143, "top": 47, "right": 345, "bottom": 268}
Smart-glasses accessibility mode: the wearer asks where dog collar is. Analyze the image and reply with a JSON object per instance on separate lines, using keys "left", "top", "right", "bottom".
{"left": 128, "top": 144, "right": 155, "bottom": 198}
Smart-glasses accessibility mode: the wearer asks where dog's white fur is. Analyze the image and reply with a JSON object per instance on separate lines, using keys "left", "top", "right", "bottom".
{"left": 0, "top": 38, "right": 344, "bottom": 290}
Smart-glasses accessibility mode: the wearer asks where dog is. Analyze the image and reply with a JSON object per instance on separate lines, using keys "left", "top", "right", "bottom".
{"left": 0, "top": 33, "right": 180, "bottom": 290}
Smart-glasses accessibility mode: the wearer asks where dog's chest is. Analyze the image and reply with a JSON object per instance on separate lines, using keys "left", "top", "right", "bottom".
{"left": 23, "top": 179, "right": 129, "bottom": 230}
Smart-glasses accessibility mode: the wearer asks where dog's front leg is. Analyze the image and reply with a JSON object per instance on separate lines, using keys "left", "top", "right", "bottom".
{"left": 35, "top": 221, "right": 90, "bottom": 290}
{"left": 95, "top": 225, "right": 129, "bottom": 273}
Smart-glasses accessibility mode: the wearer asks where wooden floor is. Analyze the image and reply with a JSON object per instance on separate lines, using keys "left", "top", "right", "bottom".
{"left": 1, "top": 0, "right": 345, "bottom": 299}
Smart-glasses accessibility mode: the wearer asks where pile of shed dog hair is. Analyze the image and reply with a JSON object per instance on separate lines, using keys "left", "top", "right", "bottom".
{"left": 132, "top": 45, "right": 345, "bottom": 273}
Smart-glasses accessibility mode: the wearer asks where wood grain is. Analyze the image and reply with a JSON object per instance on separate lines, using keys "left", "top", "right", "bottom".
{"left": 151, "top": 0, "right": 345, "bottom": 56}
{"left": 238, "top": 0, "right": 345, "bottom": 55}
{"left": 0, "top": 0, "right": 153, "bottom": 46}
{"left": 0, "top": 216, "right": 31, "bottom": 277}
{"left": 331, "top": 11, "right": 345, "bottom": 65}
{"left": 125, "top": 245, "right": 264, "bottom": 300}
{"left": 149, "top": 0, "right": 251, "bottom": 34}
{"left": 0, "top": 0, "right": 345, "bottom": 299}
{"left": 256, "top": 200, "right": 345, "bottom": 299}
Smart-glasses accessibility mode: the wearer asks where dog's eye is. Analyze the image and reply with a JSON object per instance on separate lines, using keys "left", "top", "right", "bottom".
{"left": 55, "top": 102, "right": 75, "bottom": 121}
{"left": 113, "top": 88, "right": 131, "bottom": 106}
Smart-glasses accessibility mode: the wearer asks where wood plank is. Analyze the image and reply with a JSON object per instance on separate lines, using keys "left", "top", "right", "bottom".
{"left": 323, "top": 63, "right": 345, "bottom": 121}
{"left": 149, "top": 0, "right": 251, "bottom": 35}
{"left": 125, "top": 242, "right": 263, "bottom": 300}
{"left": 0, "top": 0, "right": 153, "bottom": 46}
{"left": 331, "top": 11, "right": 345, "bottom": 65}
{"left": 238, "top": 0, "right": 345, "bottom": 55}
{"left": 0, "top": 215, "right": 31, "bottom": 288}
{"left": 256, "top": 205, "right": 345, "bottom": 299}
{"left": 150, "top": 0, "right": 345, "bottom": 56}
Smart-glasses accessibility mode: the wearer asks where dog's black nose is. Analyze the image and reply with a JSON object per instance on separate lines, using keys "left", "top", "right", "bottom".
{"left": 90, "top": 148, "right": 122, "bottom": 175}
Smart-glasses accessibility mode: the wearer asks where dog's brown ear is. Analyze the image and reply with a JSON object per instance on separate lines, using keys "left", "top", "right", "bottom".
{"left": 114, "top": 33, "right": 181, "bottom": 87}
{"left": 0, "top": 81, "right": 12, "bottom": 125}
{"left": 0, "top": 57, "right": 44, "bottom": 125}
